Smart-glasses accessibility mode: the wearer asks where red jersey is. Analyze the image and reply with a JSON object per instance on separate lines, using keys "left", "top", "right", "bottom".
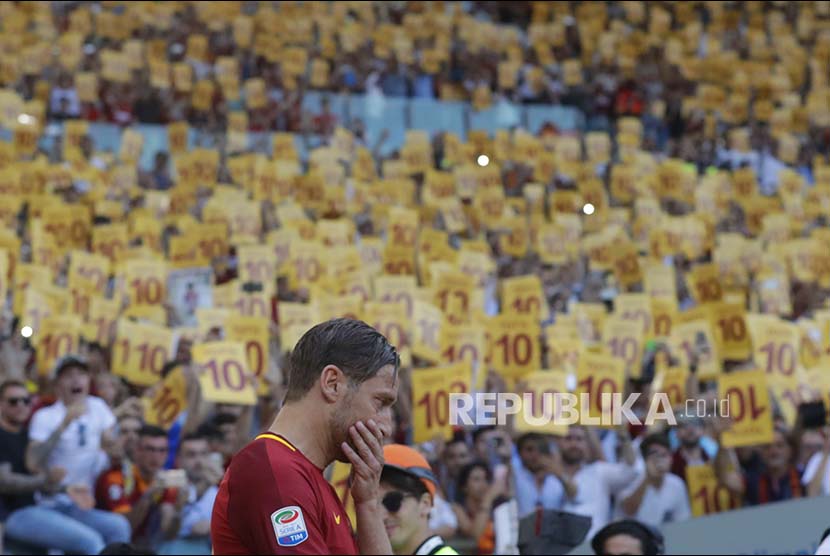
{"left": 211, "top": 432, "right": 358, "bottom": 555}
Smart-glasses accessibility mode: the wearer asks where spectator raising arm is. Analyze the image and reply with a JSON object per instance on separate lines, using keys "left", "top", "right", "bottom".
{"left": 586, "top": 425, "right": 606, "bottom": 462}
{"left": 620, "top": 473, "right": 651, "bottom": 517}
{"left": 713, "top": 418, "right": 746, "bottom": 498}
{"left": 617, "top": 426, "right": 637, "bottom": 467}
{"left": 181, "top": 363, "right": 210, "bottom": 436}
{"left": 544, "top": 449, "right": 578, "bottom": 500}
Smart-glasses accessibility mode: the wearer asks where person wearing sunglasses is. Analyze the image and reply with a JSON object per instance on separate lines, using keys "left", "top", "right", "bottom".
{"left": 23, "top": 356, "right": 132, "bottom": 552}
{"left": 0, "top": 378, "right": 124, "bottom": 554}
{"left": 380, "top": 444, "right": 459, "bottom": 556}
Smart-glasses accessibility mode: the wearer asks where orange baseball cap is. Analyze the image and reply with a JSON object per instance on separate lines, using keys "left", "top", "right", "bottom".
{"left": 383, "top": 444, "right": 437, "bottom": 498}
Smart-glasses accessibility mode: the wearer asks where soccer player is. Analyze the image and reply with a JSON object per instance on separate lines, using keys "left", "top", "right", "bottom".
{"left": 380, "top": 444, "right": 459, "bottom": 555}
{"left": 211, "top": 319, "right": 399, "bottom": 554}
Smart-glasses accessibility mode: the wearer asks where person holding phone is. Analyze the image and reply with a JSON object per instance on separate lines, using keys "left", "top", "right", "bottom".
{"left": 211, "top": 319, "right": 399, "bottom": 555}
{"left": 96, "top": 425, "right": 188, "bottom": 549}
{"left": 156, "top": 433, "right": 222, "bottom": 555}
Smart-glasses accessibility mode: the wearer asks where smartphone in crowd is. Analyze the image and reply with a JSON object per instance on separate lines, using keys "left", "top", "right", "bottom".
{"left": 157, "top": 469, "right": 188, "bottom": 489}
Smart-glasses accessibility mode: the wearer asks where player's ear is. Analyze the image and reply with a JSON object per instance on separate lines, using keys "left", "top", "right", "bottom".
{"left": 320, "top": 364, "right": 345, "bottom": 402}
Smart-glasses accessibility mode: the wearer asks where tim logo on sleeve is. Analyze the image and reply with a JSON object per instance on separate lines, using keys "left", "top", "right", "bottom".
{"left": 271, "top": 506, "right": 309, "bottom": 547}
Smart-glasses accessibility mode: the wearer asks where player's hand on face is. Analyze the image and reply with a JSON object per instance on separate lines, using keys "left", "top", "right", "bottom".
{"left": 341, "top": 419, "right": 385, "bottom": 506}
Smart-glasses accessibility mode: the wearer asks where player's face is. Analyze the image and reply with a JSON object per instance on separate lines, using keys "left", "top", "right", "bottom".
{"left": 332, "top": 364, "right": 398, "bottom": 461}
{"left": 378, "top": 482, "right": 426, "bottom": 553}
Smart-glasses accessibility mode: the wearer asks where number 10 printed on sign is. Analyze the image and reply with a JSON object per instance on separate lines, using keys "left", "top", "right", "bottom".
{"left": 193, "top": 341, "right": 257, "bottom": 405}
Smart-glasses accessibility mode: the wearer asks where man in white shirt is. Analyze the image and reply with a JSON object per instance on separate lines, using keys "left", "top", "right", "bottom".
{"left": 615, "top": 434, "right": 691, "bottom": 528}
{"left": 512, "top": 432, "right": 576, "bottom": 518}
{"left": 25, "top": 356, "right": 131, "bottom": 547}
{"left": 560, "top": 426, "right": 639, "bottom": 540}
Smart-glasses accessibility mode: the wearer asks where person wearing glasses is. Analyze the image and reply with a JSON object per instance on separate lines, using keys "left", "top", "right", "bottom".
{"left": 380, "top": 444, "right": 459, "bottom": 556}
{"left": 0, "top": 378, "right": 129, "bottom": 554}
{"left": 95, "top": 425, "right": 189, "bottom": 550}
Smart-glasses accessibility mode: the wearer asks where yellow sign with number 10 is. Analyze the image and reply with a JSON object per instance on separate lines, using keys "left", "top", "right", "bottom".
{"left": 143, "top": 365, "right": 188, "bottom": 430}
{"left": 411, "top": 362, "right": 471, "bottom": 443}
{"left": 112, "top": 319, "right": 175, "bottom": 386}
{"left": 225, "top": 316, "right": 270, "bottom": 396}
{"left": 718, "top": 370, "right": 774, "bottom": 448}
{"left": 36, "top": 315, "right": 82, "bottom": 376}
{"left": 686, "top": 464, "right": 741, "bottom": 517}
{"left": 194, "top": 341, "right": 257, "bottom": 405}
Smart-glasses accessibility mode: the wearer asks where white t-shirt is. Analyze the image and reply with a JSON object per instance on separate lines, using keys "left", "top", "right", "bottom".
{"left": 562, "top": 461, "right": 639, "bottom": 540}
{"left": 802, "top": 452, "right": 830, "bottom": 496}
{"left": 429, "top": 494, "right": 458, "bottom": 533}
{"left": 29, "top": 396, "right": 116, "bottom": 492}
{"left": 613, "top": 472, "right": 691, "bottom": 528}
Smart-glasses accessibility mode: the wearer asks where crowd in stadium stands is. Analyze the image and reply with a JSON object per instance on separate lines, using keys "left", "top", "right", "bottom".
{"left": 2, "top": 1, "right": 830, "bottom": 555}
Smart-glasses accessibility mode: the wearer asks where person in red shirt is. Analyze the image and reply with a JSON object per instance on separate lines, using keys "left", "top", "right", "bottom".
{"left": 211, "top": 318, "right": 399, "bottom": 555}
{"left": 96, "top": 425, "right": 185, "bottom": 548}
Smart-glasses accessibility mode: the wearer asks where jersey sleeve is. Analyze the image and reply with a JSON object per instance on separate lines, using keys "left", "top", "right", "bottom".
{"left": 227, "top": 445, "right": 332, "bottom": 555}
